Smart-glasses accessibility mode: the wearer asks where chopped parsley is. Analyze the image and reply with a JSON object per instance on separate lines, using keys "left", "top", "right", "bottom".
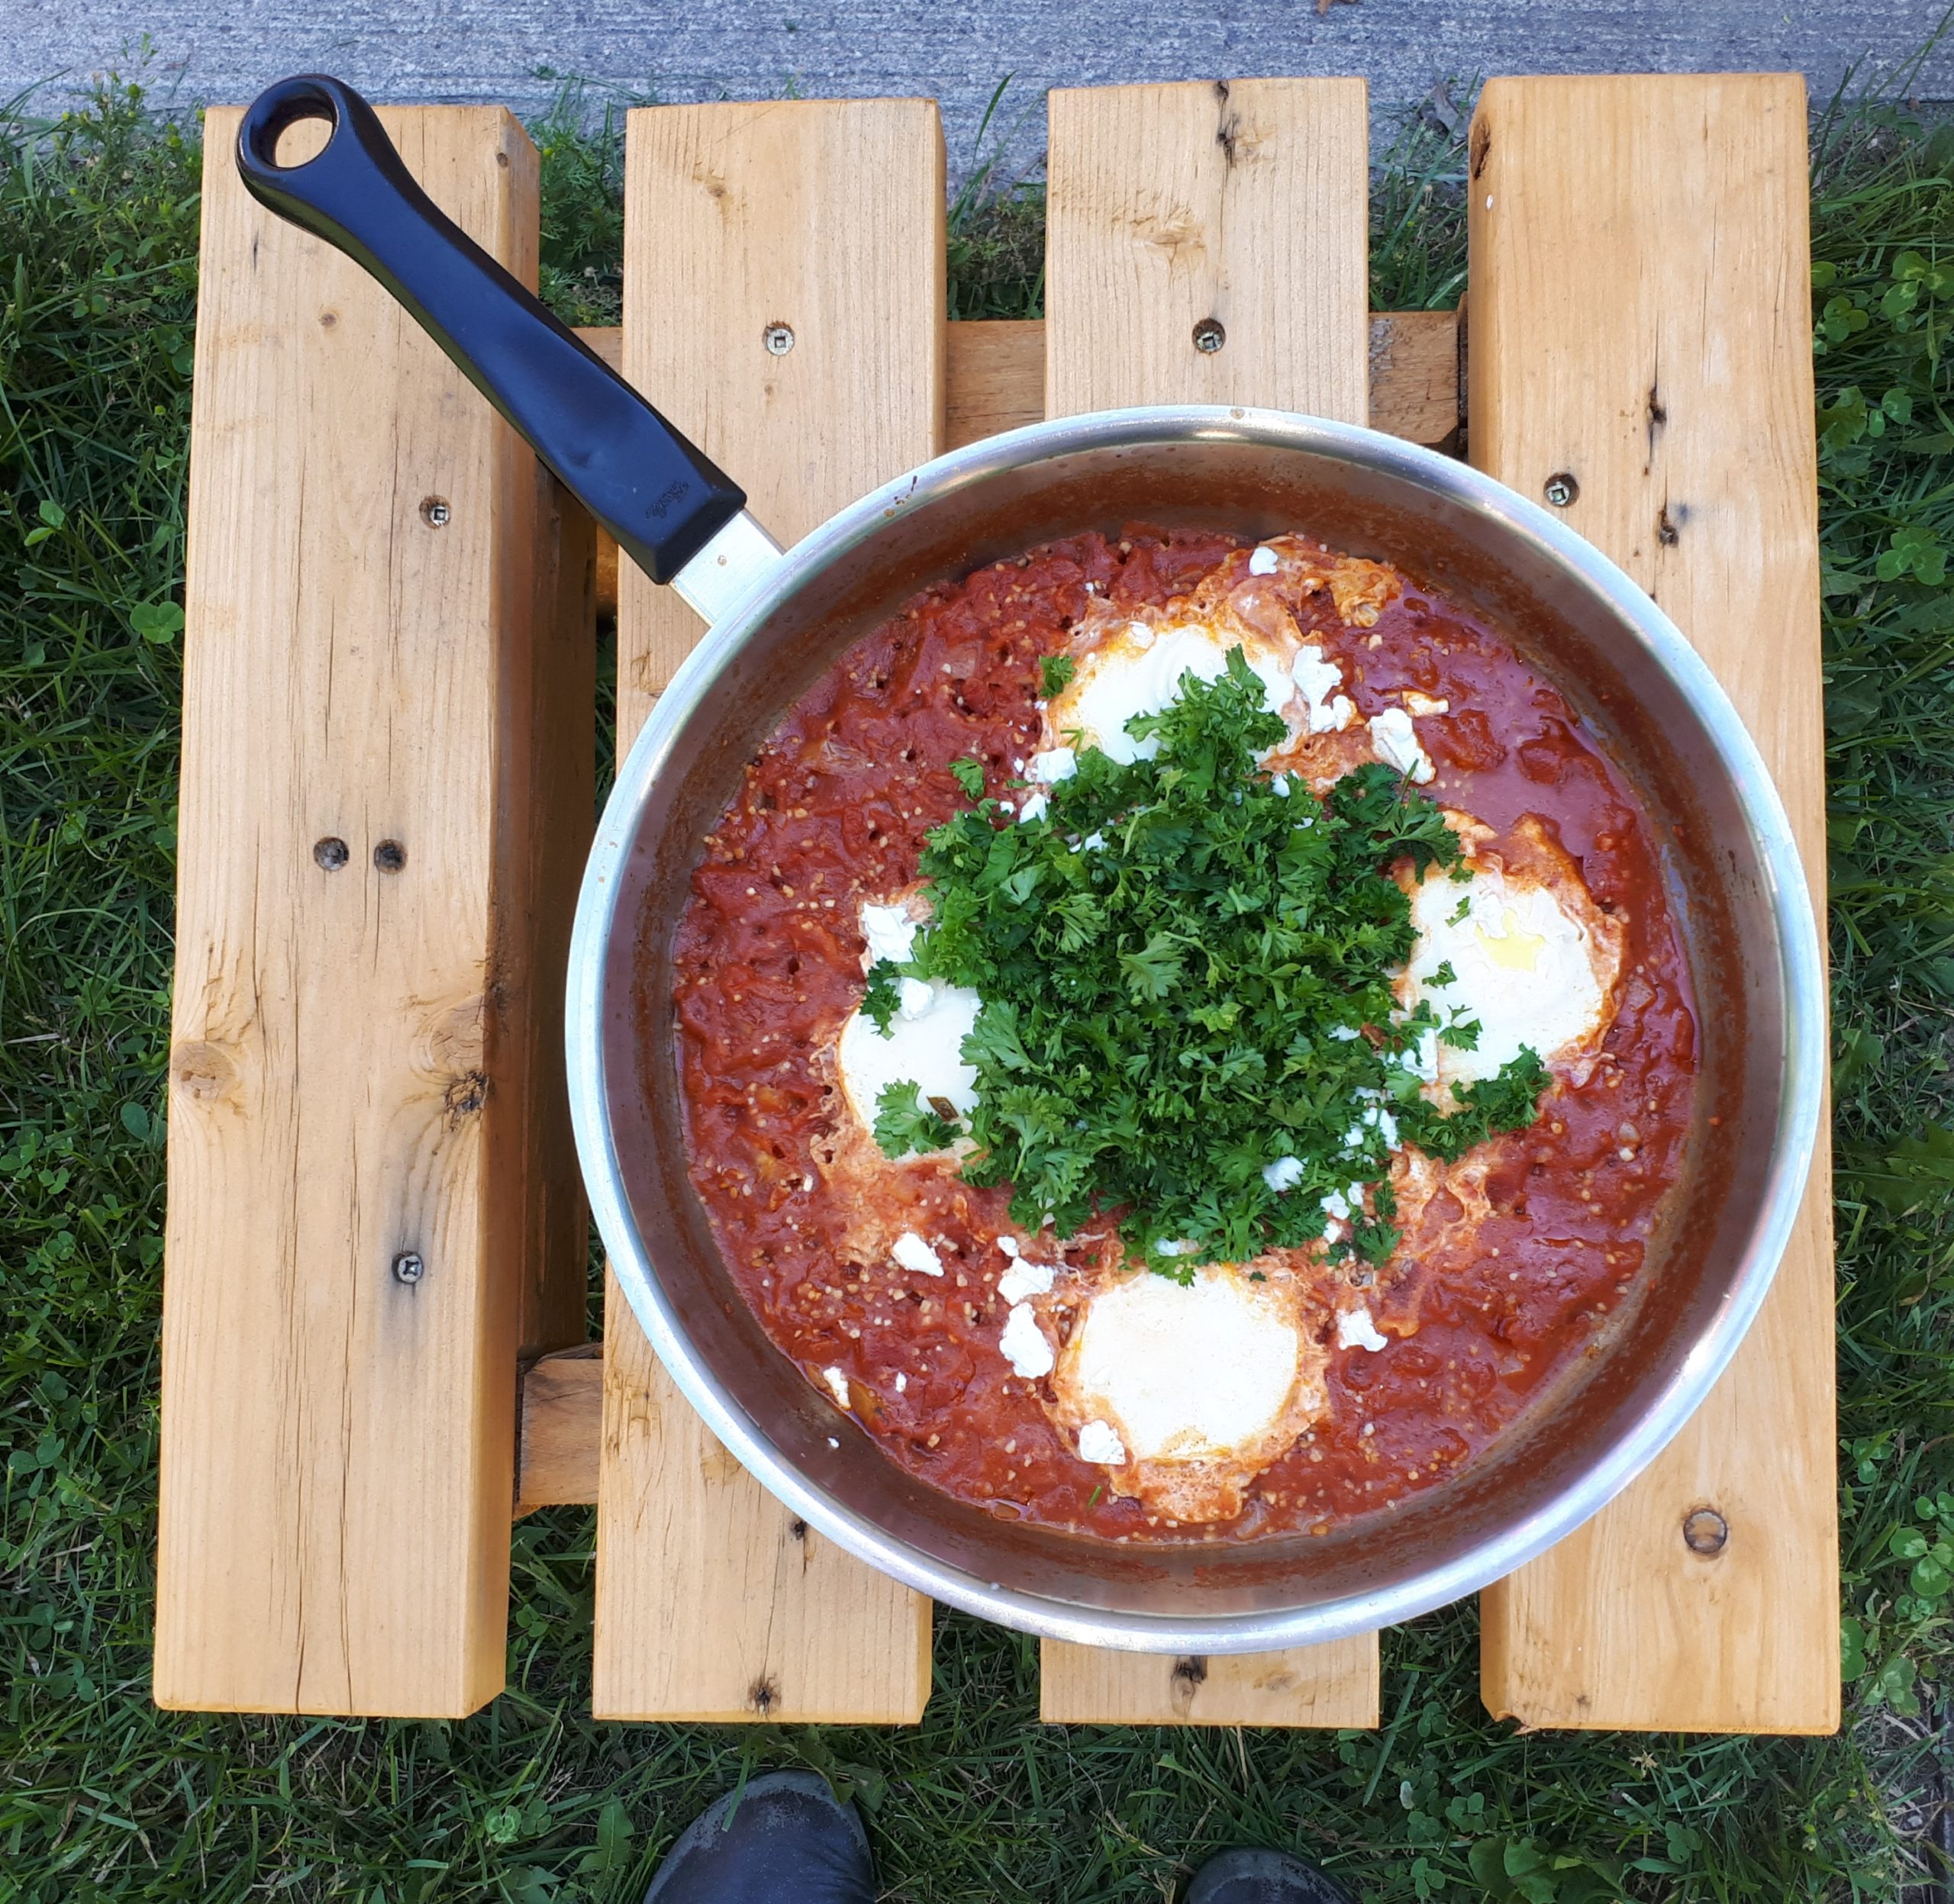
{"left": 872, "top": 647, "right": 1548, "bottom": 1271}
{"left": 949, "top": 756, "right": 987, "bottom": 798}
{"left": 872, "top": 1081, "right": 962, "bottom": 1158}
{"left": 1040, "top": 654, "right": 1077, "bottom": 697}
{"left": 861, "top": 959, "right": 904, "bottom": 1034}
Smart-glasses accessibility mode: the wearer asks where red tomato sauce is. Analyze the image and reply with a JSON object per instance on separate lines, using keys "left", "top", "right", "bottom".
{"left": 669, "top": 529, "right": 1698, "bottom": 1543}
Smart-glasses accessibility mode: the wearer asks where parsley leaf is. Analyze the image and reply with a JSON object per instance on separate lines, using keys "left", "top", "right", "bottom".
{"left": 949, "top": 757, "right": 987, "bottom": 798}
{"left": 888, "top": 646, "right": 1548, "bottom": 1267}
{"left": 1040, "top": 654, "right": 1076, "bottom": 697}
{"left": 873, "top": 1080, "right": 962, "bottom": 1157}
{"left": 861, "top": 960, "right": 903, "bottom": 1033}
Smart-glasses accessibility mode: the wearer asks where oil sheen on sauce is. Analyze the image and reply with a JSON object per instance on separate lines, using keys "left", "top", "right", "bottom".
{"left": 669, "top": 529, "right": 1698, "bottom": 1544}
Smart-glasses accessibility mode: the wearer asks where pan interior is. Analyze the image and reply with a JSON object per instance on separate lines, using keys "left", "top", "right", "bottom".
{"left": 589, "top": 424, "right": 1799, "bottom": 1639}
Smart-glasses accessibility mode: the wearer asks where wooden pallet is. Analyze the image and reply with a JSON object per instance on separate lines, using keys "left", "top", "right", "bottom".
{"left": 160, "top": 75, "right": 1836, "bottom": 1731}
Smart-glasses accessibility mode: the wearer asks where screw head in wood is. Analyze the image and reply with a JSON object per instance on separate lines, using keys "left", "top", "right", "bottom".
{"left": 420, "top": 495, "right": 451, "bottom": 527}
{"left": 763, "top": 323, "right": 795, "bottom": 356}
{"left": 1543, "top": 472, "right": 1580, "bottom": 507}
{"left": 313, "top": 836, "right": 349, "bottom": 870}
{"left": 1682, "top": 1506, "right": 1729, "bottom": 1555}
{"left": 392, "top": 1251, "right": 425, "bottom": 1285}
{"left": 1192, "top": 317, "right": 1226, "bottom": 354}
{"left": 373, "top": 839, "right": 406, "bottom": 873}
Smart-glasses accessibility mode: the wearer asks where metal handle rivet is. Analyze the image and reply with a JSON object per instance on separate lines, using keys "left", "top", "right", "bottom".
{"left": 1682, "top": 1507, "right": 1728, "bottom": 1555}
{"left": 420, "top": 496, "right": 451, "bottom": 527}
{"left": 1192, "top": 317, "right": 1226, "bottom": 354}
{"left": 1543, "top": 472, "right": 1580, "bottom": 507}
{"left": 313, "top": 836, "right": 349, "bottom": 870}
{"left": 763, "top": 323, "right": 795, "bottom": 356}
{"left": 392, "top": 1252, "right": 424, "bottom": 1285}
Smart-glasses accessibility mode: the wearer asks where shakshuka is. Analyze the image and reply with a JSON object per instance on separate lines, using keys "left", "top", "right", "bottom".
{"left": 669, "top": 528, "right": 1698, "bottom": 1542}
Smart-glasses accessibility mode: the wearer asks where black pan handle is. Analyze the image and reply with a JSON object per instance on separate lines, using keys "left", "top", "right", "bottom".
{"left": 236, "top": 74, "right": 746, "bottom": 584}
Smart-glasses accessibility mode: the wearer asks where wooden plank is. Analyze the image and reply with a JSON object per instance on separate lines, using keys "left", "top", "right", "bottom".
{"left": 1469, "top": 74, "right": 1837, "bottom": 1734}
{"left": 584, "top": 311, "right": 1462, "bottom": 617}
{"left": 595, "top": 97, "right": 943, "bottom": 1724}
{"left": 514, "top": 1347, "right": 603, "bottom": 1516}
{"left": 1046, "top": 79, "right": 1369, "bottom": 423}
{"left": 156, "top": 107, "right": 592, "bottom": 1717}
{"left": 1041, "top": 1641, "right": 1378, "bottom": 1728}
{"left": 1040, "top": 76, "right": 1380, "bottom": 1728}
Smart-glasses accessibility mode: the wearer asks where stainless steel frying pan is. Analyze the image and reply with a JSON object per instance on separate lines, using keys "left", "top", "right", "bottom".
{"left": 237, "top": 75, "right": 1824, "bottom": 1654}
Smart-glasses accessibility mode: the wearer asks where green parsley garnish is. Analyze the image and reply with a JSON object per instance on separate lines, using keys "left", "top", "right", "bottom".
{"left": 1430, "top": 958, "right": 1458, "bottom": 987}
{"left": 1040, "top": 654, "right": 1077, "bottom": 697}
{"left": 861, "top": 959, "right": 904, "bottom": 1033}
{"left": 872, "top": 1081, "right": 962, "bottom": 1158}
{"left": 949, "top": 757, "right": 987, "bottom": 798}
{"left": 873, "top": 647, "right": 1548, "bottom": 1270}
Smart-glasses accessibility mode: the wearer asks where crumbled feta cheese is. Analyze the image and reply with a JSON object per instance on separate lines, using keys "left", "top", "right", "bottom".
{"left": 1320, "top": 1187, "right": 1353, "bottom": 1223}
{"left": 1078, "top": 830, "right": 1107, "bottom": 852}
{"left": 892, "top": 1231, "right": 944, "bottom": 1277}
{"left": 1154, "top": 1238, "right": 1198, "bottom": 1258}
{"left": 1337, "top": 1305, "right": 1390, "bottom": 1353}
{"left": 1017, "top": 791, "right": 1050, "bottom": 824}
{"left": 1322, "top": 1218, "right": 1346, "bottom": 1244}
{"left": 1270, "top": 772, "right": 1291, "bottom": 796}
{"left": 1077, "top": 1419, "right": 1127, "bottom": 1464}
{"left": 822, "top": 1364, "right": 851, "bottom": 1409}
{"left": 1291, "top": 644, "right": 1356, "bottom": 733}
{"left": 998, "top": 1235, "right": 1021, "bottom": 1258}
{"left": 1329, "top": 1023, "right": 1362, "bottom": 1041}
{"left": 1262, "top": 1155, "right": 1305, "bottom": 1194}
{"left": 1028, "top": 746, "right": 1077, "bottom": 783}
{"left": 1402, "top": 691, "right": 1450, "bottom": 717}
{"left": 859, "top": 901, "right": 918, "bottom": 965}
{"left": 1248, "top": 544, "right": 1281, "bottom": 576}
{"left": 1343, "top": 1103, "right": 1401, "bottom": 1152}
{"left": 998, "top": 1258, "right": 1056, "bottom": 1304}
{"left": 999, "top": 1302, "right": 1055, "bottom": 1378}
{"left": 896, "top": 976, "right": 935, "bottom": 1020}
{"left": 1369, "top": 706, "right": 1435, "bottom": 782}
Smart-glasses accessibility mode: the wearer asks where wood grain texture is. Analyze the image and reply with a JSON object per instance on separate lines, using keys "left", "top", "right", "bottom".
{"left": 583, "top": 310, "right": 1460, "bottom": 617}
{"left": 1469, "top": 74, "right": 1837, "bottom": 1734}
{"left": 158, "top": 107, "right": 591, "bottom": 1717}
{"left": 595, "top": 97, "right": 944, "bottom": 1724}
{"left": 514, "top": 1347, "right": 603, "bottom": 1516}
{"left": 1040, "top": 76, "right": 1378, "bottom": 1728}
{"left": 1046, "top": 79, "right": 1369, "bottom": 422}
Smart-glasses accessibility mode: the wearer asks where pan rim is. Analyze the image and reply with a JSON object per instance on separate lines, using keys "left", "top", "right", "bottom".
{"left": 564, "top": 403, "right": 1825, "bottom": 1653}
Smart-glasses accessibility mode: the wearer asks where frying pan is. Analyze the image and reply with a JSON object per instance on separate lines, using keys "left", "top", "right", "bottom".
{"left": 235, "top": 74, "right": 1824, "bottom": 1653}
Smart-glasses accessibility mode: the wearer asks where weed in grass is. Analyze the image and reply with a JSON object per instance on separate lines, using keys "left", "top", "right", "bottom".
{"left": 2, "top": 66, "right": 1953, "bottom": 1904}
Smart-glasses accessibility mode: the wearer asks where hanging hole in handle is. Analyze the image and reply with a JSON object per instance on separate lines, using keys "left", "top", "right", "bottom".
{"left": 274, "top": 115, "right": 334, "bottom": 167}
{"left": 247, "top": 83, "right": 340, "bottom": 171}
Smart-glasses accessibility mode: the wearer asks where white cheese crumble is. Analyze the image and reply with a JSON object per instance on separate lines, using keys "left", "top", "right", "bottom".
{"left": 1247, "top": 544, "right": 1281, "bottom": 576}
{"left": 1337, "top": 1305, "right": 1390, "bottom": 1353}
{"left": 897, "top": 976, "right": 935, "bottom": 1020}
{"left": 1270, "top": 772, "right": 1291, "bottom": 796}
{"left": 822, "top": 1364, "right": 851, "bottom": 1408}
{"left": 1261, "top": 1154, "right": 1305, "bottom": 1194}
{"left": 1078, "top": 830, "right": 1107, "bottom": 852}
{"left": 1320, "top": 1187, "right": 1353, "bottom": 1223}
{"left": 1369, "top": 706, "right": 1435, "bottom": 782}
{"left": 1291, "top": 645, "right": 1356, "bottom": 733}
{"left": 999, "top": 1302, "right": 1055, "bottom": 1379}
{"left": 997, "top": 1235, "right": 1020, "bottom": 1258}
{"left": 859, "top": 900, "right": 918, "bottom": 965}
{"left": 895, "top": 1371, "right": 908, "bottom": 1392}
{"left": 1153, "top": 1238, "right": 1198, "bottom": 1258}
{"left": 1077, "top": 1419, "right": 1127, "bottom": 1464}
{"left": 1027, "top": 746, "right": 1076, "bottom": 783}
{"left": 891, "top": 1231, "right": 945, "bottom": 1277}
{"left": 1017, "top": 791, "right": 1050, "bottom": 824}
{"left": 998, "top": 1258, "right": 1056, "bottom": 1304}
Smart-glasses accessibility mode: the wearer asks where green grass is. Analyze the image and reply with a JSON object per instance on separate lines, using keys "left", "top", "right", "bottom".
{"left": 3, "top": 66, "right": 1953, "bottom": 1904}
